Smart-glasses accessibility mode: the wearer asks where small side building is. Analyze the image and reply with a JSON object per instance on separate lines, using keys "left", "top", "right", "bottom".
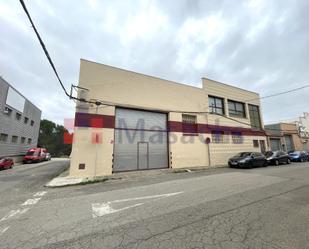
{"left": 0, "top": 77, "right": 42, "bottom": 162}
{"left": 265, "top": 123, "right": 303, "bottom": 152}
{"left": 70, "top": 59, "right": 267, "bottom": 177}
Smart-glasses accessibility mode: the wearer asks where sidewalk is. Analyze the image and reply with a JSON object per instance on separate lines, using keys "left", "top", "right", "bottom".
{"left": 45, "top": 165, "right": 227, "bottom": 188}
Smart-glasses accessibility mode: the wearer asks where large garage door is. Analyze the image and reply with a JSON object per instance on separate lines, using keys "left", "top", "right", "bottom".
{"left": 284, "top": 135, "right": 294, "bottom": 152}
{"left": 270, "top": 138, "right": 281, "bottom": 151}
{"left": 113, "top": 108, "right": 168, "bottom": 172}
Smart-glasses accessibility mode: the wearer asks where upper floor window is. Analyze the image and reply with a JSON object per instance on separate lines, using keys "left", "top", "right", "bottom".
{"left": 24, "top": 117, "right": 29, "bottom": 124}
{"left": 11, "top": 135, "right": 18, "bottom": 143}
{"left": 228, "top": 100, "right": 246, "bottom": 118}
{"left": 30, "top": 120, "right": 35, "bottom": 126}
{"left": 21, "top": 137, "right": 26, "bottom": 144}
{"left": 0, "top": 133, "right": 8, "bottom": 142}
{"left": 27, "top": 138, "right": 32, "bottom": 144}
{"left": 208, "top": 96, "right": 224, "bottom": 115}
{"left": 16, "top": 112, "right": 21, "bottom": 121}
{"left": 248, "top": 104, "right": 262, "bottom": 129}
{"left": 182, "top": 114, "right": 197, "bottom": 135}
{"left": 4, "top": 106, "right": 12, "bottom": 116}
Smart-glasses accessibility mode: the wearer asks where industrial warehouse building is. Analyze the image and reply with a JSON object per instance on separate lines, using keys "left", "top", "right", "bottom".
{"left": 70, "top": 59, "right": 267, "bottom": 177}
{"left": 0, "top": 77, "right": 41, "bottom": 161}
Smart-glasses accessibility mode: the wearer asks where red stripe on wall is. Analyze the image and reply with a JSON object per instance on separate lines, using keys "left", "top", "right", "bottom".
{"left": 74, "top": 113, "right": 266, "bottom": 136}
{"left": 168, "top": 121, "right": 266, "bottom": 136}
{"left": 75, "top": 112, "right": 115, "bottom": 128}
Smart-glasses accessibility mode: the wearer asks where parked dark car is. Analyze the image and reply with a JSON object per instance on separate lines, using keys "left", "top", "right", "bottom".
{"left": 265, "top": 150, "right": 291, "bottom": 165}
{"left": 304, "top": 151, "right": 309, "bottom": 161}
{"left": 0, "top": 157, "right": 14, "bottom": 170}
{"left": 228, "top": 152, "right": 267, "bottom": 168}
{"left": 288, "top": 151, "right": 308, "bottom": 162}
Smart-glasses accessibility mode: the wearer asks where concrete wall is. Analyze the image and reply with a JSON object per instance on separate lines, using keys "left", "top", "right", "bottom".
{"left": 0, "top": 77, "right": 41, "bottom": 157}
{"left": 70, "top": 59, "right": 267, "bottom": 177}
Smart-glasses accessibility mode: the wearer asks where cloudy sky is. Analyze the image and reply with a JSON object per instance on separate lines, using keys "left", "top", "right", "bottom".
{"left": 0, "top": 0, "right": 308, "bottom": 125}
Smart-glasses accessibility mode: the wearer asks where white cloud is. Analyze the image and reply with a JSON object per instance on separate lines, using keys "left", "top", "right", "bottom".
{"left": 175, "top": 14, "right": 230, "bottom": 71}
{"left": 0, "top": 0, "right": 308, "bottom": 125}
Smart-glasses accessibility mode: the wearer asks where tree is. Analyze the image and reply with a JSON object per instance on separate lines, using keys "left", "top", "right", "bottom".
{"left": 38, "top": 119, "right": 72, "bottom": 157}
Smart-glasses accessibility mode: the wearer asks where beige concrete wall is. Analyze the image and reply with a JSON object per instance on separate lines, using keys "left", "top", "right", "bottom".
{"left": 168, "top": 113, "right": 209, "bottom": 169}
{"left": 69, "top": 128, "right": 114, "bottom": 177}
{"left": 69, "top": 105, "right": 116, "bottom": 177}
{"left": 210, "top": 136, "right": 266, "bottom": 166}
{"left": 169, "top": 133, "right": 209, "bottom": 169}
{"left": 78, "top": 59, "right": 207, "bottom": 113}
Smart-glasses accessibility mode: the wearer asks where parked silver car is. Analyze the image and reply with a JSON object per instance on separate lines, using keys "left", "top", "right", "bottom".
{"left": 45, "top": 153, "right": 51, "bottom": 161}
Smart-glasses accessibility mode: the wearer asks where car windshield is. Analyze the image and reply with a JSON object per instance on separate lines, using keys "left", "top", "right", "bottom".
{"left": 265, "top": 151, "right": 273, "bottom": 157}
{"left": 26, "top": 151, "right": 37, "bottom": 156}
{"left": 290, "top": 151, "right": 300, "bottom": 155}
{"left": 235, "top": 152, "right": 251, "bottom": 157}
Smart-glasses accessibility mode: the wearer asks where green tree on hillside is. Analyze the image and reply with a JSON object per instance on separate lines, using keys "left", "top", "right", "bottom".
{"left": 38, "top": 119, "right": 72, "bottom": 157}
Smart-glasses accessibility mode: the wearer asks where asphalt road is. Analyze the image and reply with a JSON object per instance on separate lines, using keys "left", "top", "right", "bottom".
{"left": 1, "top": 161, "right": 309, "bottom": 249}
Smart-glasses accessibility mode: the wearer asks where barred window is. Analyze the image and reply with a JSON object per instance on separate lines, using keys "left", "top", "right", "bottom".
{"left": 208, "top": 96, "right": 224, "bottom": 115}
{"left": 21, "top": 137, "right": 26, "bottom": 144}
{"left": 211, "top": 131, "right": 225, "bottom": 143}
{"left": 28, "top": 138, "right": 32, "bottom": 144}
{"left": 253, "top": 140, "right": 259, "bottom": 148}
{"left": 182, "top": 114, "right": 197, "bottom": 135}
{"left": 232, "top": 132, "right": 243, "bottom": 144}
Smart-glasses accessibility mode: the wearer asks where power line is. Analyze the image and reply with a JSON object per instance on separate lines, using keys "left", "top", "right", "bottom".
{"left": 19, "top": 0, "right": 100, "bottom": 107}
{"left": 246, "top": 84, "right": 309, "bottom": 102}
{"left": 19, "top": 0, "right": 306, "bottom": 133}
{"left": 19, "top": 0, "right": 69, "bottom": 97}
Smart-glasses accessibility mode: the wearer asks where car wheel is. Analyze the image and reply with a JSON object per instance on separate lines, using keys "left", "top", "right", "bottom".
{"left": 263, "top": 161, "right": 268, "bottom": 167}
{"left": 287, "top": 158, "right": 291, "bottom": 164}
{"left": 275, "top": 160, "right": 279, "bottom": 166}
{"left": 300, "top": 158, "right": 304, "bottom": 162}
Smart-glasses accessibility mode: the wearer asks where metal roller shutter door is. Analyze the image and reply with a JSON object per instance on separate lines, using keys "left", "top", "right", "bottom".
{"left": 270, "top": 138, "right": 281, "bottom": 151}
{"left": 113, "top": 108, "right": 168, "bottom": 172}
{"left": 284, "top": 135, "right": 293, "bottom": 152}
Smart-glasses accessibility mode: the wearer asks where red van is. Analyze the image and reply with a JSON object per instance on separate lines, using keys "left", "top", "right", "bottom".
{"left": 23, "top": 148, "right": 47, "bottom": 164}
